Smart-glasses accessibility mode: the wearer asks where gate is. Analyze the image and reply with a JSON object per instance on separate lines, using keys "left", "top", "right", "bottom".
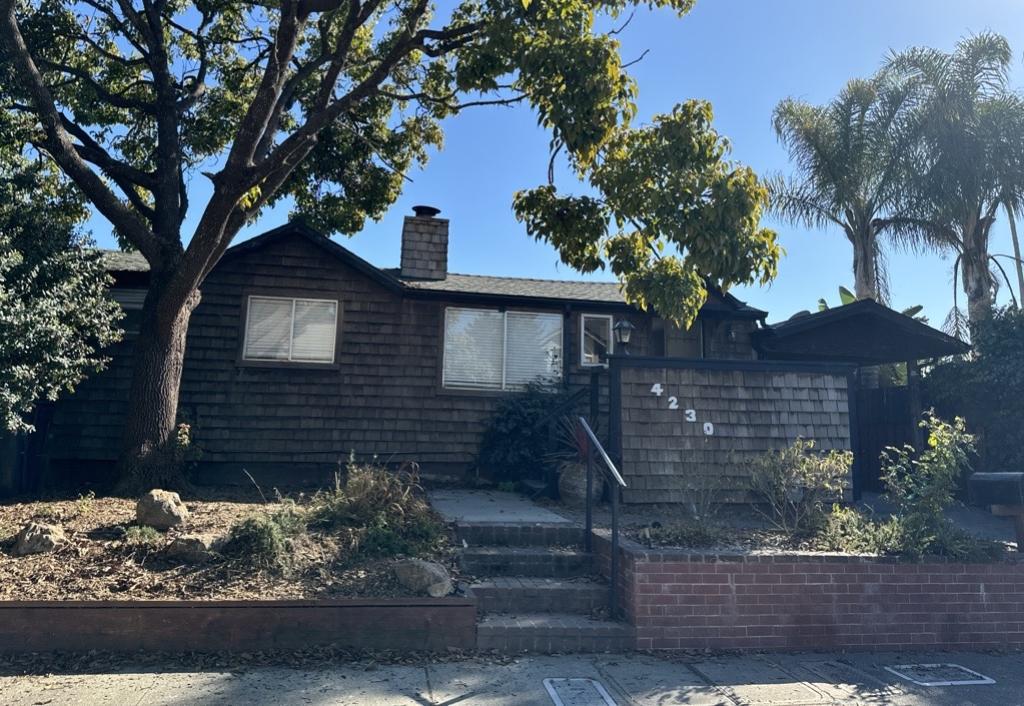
{"left": 852, "top": 386, "right": 913, "bottom": 494}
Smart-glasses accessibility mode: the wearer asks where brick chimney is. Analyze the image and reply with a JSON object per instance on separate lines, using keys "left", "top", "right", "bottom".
{"left": 400, "top": 205, "right": 449, "bottom": 280}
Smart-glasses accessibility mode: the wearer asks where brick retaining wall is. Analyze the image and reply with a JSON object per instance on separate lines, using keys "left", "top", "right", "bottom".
{"left": 595, "top": 531, "right": 1024, "bottom": 651}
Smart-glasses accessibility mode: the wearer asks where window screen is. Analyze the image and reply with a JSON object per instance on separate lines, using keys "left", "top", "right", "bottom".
{"left": 443, "top": 307, "right": 563, "bottom": 390}
{"left": 581, "top": 314, "right": 613, "bottom": 366}
{"left": 243, "top": 296, "right": 338, "bottom": 363}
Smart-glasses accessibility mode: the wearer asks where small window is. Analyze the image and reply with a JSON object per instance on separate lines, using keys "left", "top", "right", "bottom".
{"left": 243, "top": 295, "right": 338, "bottom": 364}
{"left": 580, "top": 314, "right": 613, "bottom": 366}
{"left": 110, "top": 287, "right": 147, "bottom": 333}
{"left": 442, "top": 307, "right": 563, "bottom": 391}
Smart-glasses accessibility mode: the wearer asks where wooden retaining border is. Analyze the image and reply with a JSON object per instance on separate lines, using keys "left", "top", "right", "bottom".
{"left": 594, "top": 530, "right": 1024, "bottom": 651}
{"left": 0, "top": 598, "right": 477, "bottom": 653}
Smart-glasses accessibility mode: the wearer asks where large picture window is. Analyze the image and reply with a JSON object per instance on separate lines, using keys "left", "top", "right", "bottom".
{"left": 443, "top": 307, "right": 563, "bottom": 391}
{"left": 243, "top": 295, "right": 338, "bottom": 364}
{"left": 580, "top": 314, "right": 613, "bottom": 366}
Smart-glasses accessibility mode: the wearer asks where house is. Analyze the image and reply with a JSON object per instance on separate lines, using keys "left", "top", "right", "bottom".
{"left": 31, "top": 206, "right": 968, "bottom": 497}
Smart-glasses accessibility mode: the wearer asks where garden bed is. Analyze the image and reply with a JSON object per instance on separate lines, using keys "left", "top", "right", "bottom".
{"left": 0, "top": 484, "right": 455, "bottom": 601}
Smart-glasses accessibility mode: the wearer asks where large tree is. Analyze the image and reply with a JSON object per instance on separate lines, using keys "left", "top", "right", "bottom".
{"left": 883, "top": 33, "right": 1024, "bottom": 333}
{"left": 0, "top": 153, "right": 122, "bottom": 432}
{"left": 0, "top": 0, "right": 779, "bottom": 487}
{"left": 768, "top": 77, "right": 916, "bottom": 302}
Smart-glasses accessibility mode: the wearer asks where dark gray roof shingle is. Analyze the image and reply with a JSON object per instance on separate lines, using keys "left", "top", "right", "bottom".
{"left": 386, "top": 270, "right": 626, "bottom": 303}
{"left": 98, "top": 249, "right": 149, "bottom": 273}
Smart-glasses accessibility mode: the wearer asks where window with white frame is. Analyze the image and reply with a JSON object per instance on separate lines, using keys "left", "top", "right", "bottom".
{"left": 243, "top": 295, "right": 338, "bottom": 364}
{"left": 442, "top": 307, "right": 563, "bottom": 391}
{"left": 580, "top": 314, "right": 613, "bottom": 366}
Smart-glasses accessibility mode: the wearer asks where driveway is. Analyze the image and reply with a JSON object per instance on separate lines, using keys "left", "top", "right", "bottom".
{"left": 2, "top": 651, "right": 1022, "bottom": 705}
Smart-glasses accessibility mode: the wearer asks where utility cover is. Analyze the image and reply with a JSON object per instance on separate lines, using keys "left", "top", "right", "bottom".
{"left": 543, "top": 678, "right": 619, "bottom": 706}
{"left": 884, "top": 664, "right": 995, "bottom": 687}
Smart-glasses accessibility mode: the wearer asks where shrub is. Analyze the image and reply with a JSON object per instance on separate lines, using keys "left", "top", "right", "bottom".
{"left": 308, "top": 462, "right": 444, "bottom": 560}
{"left": 750, "top": 439, "right": 852, "bottom": 536}
{"left": 925, "top": 306, "right": 1024, "bottom": 477}
{"left": 642, "top": 520, "right": 722, "bottom": 549}
{"left": 223, "top": 501, "right": 306, "bottom": 569}
{"left": 477, "top": 384, "right": 572, "bottom": 482}
{"left": 124, "top": 525, "right": 162, "bottom": 548}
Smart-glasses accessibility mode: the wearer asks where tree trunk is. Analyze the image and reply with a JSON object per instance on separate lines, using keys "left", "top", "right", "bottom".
{"left": 851, "top": 231, "right": 879, "bottom": 301}
{"left": 960, "top": 242, "right": 993, "bottom": 329}
{"left": 118, "top": 284, "right": 200, "bottom": 492}
{"left": 1007, "top": 205, "right": 1024, "bottom": 306}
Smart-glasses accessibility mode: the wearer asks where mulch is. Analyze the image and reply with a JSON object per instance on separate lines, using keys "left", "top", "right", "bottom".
{"left": 0, "top": 489, "right": 455, "bottom": 601}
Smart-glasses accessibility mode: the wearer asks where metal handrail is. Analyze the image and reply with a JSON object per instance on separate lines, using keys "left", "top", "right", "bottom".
{"left": 577, "top": 416, "right": 625, "bottom": 619}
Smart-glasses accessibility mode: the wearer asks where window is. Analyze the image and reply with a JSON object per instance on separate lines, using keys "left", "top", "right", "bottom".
{"left": 443, "top": 307, "right": 563, "bottom": 391}
{"left": 580, "top": 314, "right": 613, "bottom": 366}
{"left": 111, "top": 287, "right": 147, "bottom": 333}
{"left": 243, "top": 295, "right": 338, "bottom": 364}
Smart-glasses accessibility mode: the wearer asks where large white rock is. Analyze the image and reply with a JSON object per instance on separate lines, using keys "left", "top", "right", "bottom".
{"left": 136, "top": 489, "right": 190, "bottom": 530}
{"left": 393, "top": 558, "right": 453, "bottom": 598}
{"left": 12, "top": 522, "right": 65, "bottom": 556}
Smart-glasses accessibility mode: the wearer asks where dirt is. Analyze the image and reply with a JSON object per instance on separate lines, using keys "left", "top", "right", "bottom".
{"left": 0, "top": 489, "right": 456, "bottom": 601}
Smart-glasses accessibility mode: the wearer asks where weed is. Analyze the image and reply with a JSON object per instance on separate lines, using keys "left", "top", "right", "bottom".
{"left": 124, "top": 525, "right": 162, "bottom": 548}
{"left": 223, "top": 501, "right": 306, "bottom": 570}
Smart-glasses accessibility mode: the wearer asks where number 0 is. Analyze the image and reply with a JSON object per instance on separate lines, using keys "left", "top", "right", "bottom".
{"left": 703, "top": 422, "right": 715, "bottom": 435}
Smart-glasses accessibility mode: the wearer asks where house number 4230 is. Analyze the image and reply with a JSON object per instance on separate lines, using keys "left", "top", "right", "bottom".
{"left": 649, "top": 383, "right": 713, "bottom": 434}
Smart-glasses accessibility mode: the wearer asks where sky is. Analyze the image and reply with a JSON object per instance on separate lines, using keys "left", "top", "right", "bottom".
{"left": 86, "top": 0, "right": 1024, "bottom": 324}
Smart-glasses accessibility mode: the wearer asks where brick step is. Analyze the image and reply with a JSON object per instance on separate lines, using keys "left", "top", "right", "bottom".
{"left": 459, "top": 546, "right": 593, "bottom": 578}
{"left": 454, "top": 522, "right": 585, "bottom": 548}
{"left": 476, "top": 613, "right": 633, "bottom": 653}
{"left": 469, "top": 578, "right": 608, "bottom": 615}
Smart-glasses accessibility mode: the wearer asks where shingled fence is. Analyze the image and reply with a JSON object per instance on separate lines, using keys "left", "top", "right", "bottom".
{"left": 606, "top": 357, "right": 858, "bottom": 504}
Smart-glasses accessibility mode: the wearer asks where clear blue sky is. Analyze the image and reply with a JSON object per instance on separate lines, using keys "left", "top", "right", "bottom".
{"left": 88, "top": 0, "right": 1024, "bottom": 324}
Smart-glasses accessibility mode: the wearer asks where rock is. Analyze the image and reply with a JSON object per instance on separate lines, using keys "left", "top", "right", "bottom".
{"left": 165, "top": 534, "right": 219, "bottom": 563}
{"left": 393, "top": 558, "right": 453, "bottom": 597}
{"left": 136, "top": 489, "right": 190, "bottom": 530}
{"left": 12, "top": 522, "right": 65, "bottom": 556}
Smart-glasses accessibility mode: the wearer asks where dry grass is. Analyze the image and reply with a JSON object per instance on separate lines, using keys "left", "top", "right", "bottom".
{"left": 0, "top": 487, "right": 454, "bottom": 601}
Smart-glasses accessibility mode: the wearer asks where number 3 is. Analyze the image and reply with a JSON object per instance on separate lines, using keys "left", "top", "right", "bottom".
{"left": 684, "top": 409, "right": 696, "bottom": 423}
{"left": 668, "top": 396, "right": 679, "bottom": 410}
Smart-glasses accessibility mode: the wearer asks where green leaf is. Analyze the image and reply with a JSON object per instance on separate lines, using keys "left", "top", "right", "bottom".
{"left": 838, "top": 286, "right": 856, "bottom": 305}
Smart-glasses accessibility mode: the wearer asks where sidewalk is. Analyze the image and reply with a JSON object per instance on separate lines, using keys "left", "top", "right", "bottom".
{"left": 2, "top": 650, "right": 1022, "bottom": 705}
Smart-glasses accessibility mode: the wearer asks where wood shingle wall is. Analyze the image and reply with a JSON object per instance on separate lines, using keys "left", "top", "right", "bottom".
{"left": 616, "top": 362, "right": 852, "bottom": 503}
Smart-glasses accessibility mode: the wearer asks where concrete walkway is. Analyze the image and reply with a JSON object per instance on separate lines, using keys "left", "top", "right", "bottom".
{"left": 2, "top": 651, "right": 1023, "bottom": 705}
{"left": 429, "top": 489, "right": 573, "bottom": 525}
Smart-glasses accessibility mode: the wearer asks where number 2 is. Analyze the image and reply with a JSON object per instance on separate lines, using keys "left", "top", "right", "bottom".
{"left": 668, "top": 396, "right": 679, "bottom": 410}
{"left": 650, "top": 383, "right": 664, "bottom": 397}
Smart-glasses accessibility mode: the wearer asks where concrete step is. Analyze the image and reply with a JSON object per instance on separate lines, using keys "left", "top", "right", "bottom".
{"left": 459, "top": 546, "right": 593, "bottom": 578}
{"left": 454, "top": 522, "right": 584, "bottom": 548}
{"left": 476, "top": 613, "right": 633, "bottom": 653}
{"left": 469, "top": 577, "right": 608, "bottom": 615}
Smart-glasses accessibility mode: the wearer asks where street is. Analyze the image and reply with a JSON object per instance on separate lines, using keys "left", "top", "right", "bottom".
{"left": 1, "top": 650, "right": 1021, "bottom": 705}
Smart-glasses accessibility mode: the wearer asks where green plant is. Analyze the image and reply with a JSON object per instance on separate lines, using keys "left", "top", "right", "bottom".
{"left": 74, "top": 490, "right": 96, "bottom": 517}
{"left": 307, "top": 463, "right": 443, "bottom": 560}
{"left": 223, "top": 501, "right": 306, "bottom": 569}
{"left": 477, "top": 384, "right": 573, "bottom": 483}
{"left": 750, "top": 439, "right": 852, "bottom": 536}
{"left": 124, "top": 525, "right": 162, "bottom": 548}
{"left": 642, "top": 520, "right": 722, "bottom": 549}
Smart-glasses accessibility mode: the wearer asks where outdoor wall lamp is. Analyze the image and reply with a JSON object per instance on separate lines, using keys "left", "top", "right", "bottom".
{"left": 613, "top": 319, "right": 636, "bottom": 355}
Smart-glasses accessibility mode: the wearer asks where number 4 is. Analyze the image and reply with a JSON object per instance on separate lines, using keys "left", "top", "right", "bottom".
{"left": 650, "top": 383, "right": 664, "bottom": 397}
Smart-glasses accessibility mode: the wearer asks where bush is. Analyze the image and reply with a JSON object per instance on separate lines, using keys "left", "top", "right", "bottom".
{"left": 816, "top": 415, "right": 1006, "bottom": 561}
{"left": 925, "top": 306, "right": 1024, "bottom": 476}
{"left": 750, "top": 439, "right": 852, "bottom": 536}
{"left": 124, "top": 525, "right": 162, "bottom": 548}
{"left": 223, "top": 501, "right": 306, "bottom": 569}
{"left": 308, "top": 462, "right": 444, "bottom": 560}
{"left": 477, "top": 384, "right": 572, "bottom": 482}
{"left": 642, "top": 520, "right": 723, "bottom": 549}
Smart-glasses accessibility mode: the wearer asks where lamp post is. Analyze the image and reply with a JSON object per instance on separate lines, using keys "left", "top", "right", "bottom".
{"left": 613, "top": 319, "right": 636, "bottom": 356}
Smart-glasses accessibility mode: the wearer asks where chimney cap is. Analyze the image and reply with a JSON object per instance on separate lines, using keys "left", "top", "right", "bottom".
{"left": 412, "top": 205, "right": 441, "bottom": 218}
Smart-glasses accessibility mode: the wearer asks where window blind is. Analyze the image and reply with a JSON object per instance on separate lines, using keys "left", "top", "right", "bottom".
{"left": 442, "top": 307, "right": 563, "bottom": 391}
{"left": 243, "top": 296, "right": 338, "bottom": 363}
{"left": 443, "top": 308, "right": 504, "bottom": 390}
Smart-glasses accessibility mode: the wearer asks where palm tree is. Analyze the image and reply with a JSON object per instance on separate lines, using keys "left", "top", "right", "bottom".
{"left": 769, "top": 76, "right": 917, "bottom": 302}
{"left": 882, "top": 33, "right": 1024, "bottom": 333}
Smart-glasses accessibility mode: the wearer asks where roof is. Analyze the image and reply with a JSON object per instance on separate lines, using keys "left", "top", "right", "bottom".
{"left": 97, "top": 221, "right": 766, "bottom": 317}
{"left": 753, "top": 299, "right": 970, "bottom": 364}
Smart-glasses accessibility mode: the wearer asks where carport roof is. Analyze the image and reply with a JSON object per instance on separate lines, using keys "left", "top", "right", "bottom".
{"left": 753, "top": 299, "right": 970, "bottom": 365}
